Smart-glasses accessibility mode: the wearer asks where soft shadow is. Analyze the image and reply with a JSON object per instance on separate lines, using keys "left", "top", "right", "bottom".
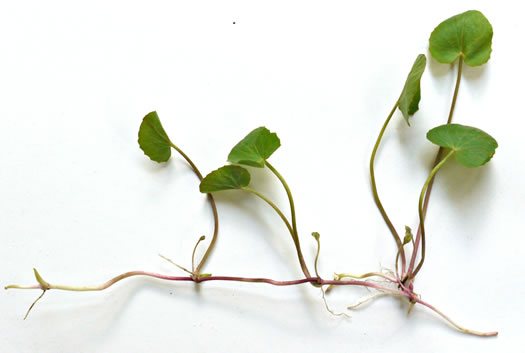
{"left": 394, "top": 112, "right": 424, "bottom": 144}
{"left": 462, "top": 62, "right": 489, "bottom": 82}
{"left": 427, "top": 54, "right": 451, "bottom": 78}
{"left": 435, "top": 161, "right": 495, "bottom": 238}
{"left": 138, "top": 155, "right": 172, "bottom": 173}
{"left": 31, "top": 279, "right": 153, "bottom": 345}
{"left": 209, "top": 174, "right": 304, "bottom": 279}
{"left": 142, "top": 276, "right": 328, "bottom": 332}
{"left": 462, "top": 63, "right": 491, "bottom": 97}
{"left": 440, "top": 162, "right": 490, "bottom": 203}
{"left": 394, "top": 114, "right": 439, "bottom": 170}
{"left": 137, "top": 156, "right": 193, "bottom": 185}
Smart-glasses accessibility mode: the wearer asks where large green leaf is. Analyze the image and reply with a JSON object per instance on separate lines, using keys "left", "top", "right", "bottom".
{"left": 227, "top": 127, "right": 281, "bottom": 168}
{"left": 138, "top": 111, "right": 173, "bottom": 163}
{"left": 199, "top": 165, "right": 251, "bottom": 193}
{"left": 429, "top": 10, "right": 493, "bottom": 66}
{"left": 399, "top": 54, "right": 427, "bottom": 125}
{"left": 427, "top": 124, "right": 498, "bottom": 168}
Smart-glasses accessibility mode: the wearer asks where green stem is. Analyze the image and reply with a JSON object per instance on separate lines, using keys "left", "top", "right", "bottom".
{"left": 312, "top": 234, "right": 321, "bottom": 278}
{"left": 264, "top": 161, "right": 299, "bottom": 242}
{"left": 413, "top": 150, "right": 455, "bottom": 276}
{"left": 408, "top": 56, "right": 463, "bottom": 280}
{"left": 192, "top": 236, "right": 206, "bottom": 274}
{"left": 370, "top": 100, "right": 406, "bottom": 274}
{"left": 446, "top": 57, "right": 463, "bottom": 125}
{"left": 265, "top": 161, "right": 310, "bottom": 275}
{"left": 242, "top": 187, "right": 312, "bottom": 278}
{"left": 169, "top": 142, "right": 219, "bottom": 276}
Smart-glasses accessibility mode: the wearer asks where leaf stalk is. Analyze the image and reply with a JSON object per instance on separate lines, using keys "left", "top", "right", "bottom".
{"left": 412, "top": 149, "right": 455, "bottom": 276}
{"left": 370, "top": 100, "right": 406, "bottom": 275}
{"left": 407, "top": 56, "right": 463, "bottom": 280}
{"left": 169, "top": 142, "right": 219, "bottom": 277}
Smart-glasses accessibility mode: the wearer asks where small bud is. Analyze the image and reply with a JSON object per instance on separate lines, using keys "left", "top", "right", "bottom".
{"left": 403, "top": 226, "right": 413, "bottom": 245}
{"left": 33, "top": 268, "right": 50, "bottom": 290}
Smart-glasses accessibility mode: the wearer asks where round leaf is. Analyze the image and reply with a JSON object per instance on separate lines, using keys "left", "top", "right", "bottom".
{"left": 138, "top": 111, "right": 173, "bottom": 163}
{"left": 427, "top": 124, "right": 498, "bottom": 168}
{"left": 227, "top": 127, "right": 281, "bottom": 168}
{"left": 199, "top": 166, "right": 251, "bottom": 193}
{"left": 398, "top": 54, "right": 427, "bottom": 125}
{"left": 429, "top": 10, "right": 493, "bottom": 66}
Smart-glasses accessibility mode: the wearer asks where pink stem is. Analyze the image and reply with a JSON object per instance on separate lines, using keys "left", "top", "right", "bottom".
{"left": 118, "top": 272, "right": 403, "bottom": 294}
{"left": 7, "top": 271, "right": 403, "bottom": 295}
{"left": 8, "top": 271, "right": 497, "bottom": 337}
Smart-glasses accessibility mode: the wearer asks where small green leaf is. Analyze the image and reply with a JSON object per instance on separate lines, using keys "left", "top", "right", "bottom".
{"left": 427, "top": 124, "right": 498, "bottom": 168}
{"left": 399, "top": 54, "right": 426, "bottom": 125}
{"left": 403, "top": 226, "right": 413, "bottom": 245}
{"left": 429, "top": 10, "right": 493, "bottom": 66}
{"left": 227, "top": 127, "right": 281, "bottom": 168}
{"left": 138, "top": 111, "right": 173, "bottom": 163}
{"left": 311, "top": 232, "right": 320, "bottom": 240}
{"left": 199, "top": 166, "right": 251, "bottom": 193}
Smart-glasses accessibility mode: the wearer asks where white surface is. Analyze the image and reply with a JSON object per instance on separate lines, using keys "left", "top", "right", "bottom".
{"left": 1, "top": 1, "right": 523, "bottom": 352}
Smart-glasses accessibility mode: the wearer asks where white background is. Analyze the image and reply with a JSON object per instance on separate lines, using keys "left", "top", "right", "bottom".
{"left": 1, "top": 1, "right": 523, "bottom": 352}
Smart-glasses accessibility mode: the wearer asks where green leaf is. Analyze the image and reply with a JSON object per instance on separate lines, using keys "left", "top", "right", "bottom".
{"left": 399, "top": 54, "right": 427, "bottom": 125}
{"left": 429, "top": 10, "right": 493, "bottom": 66}
{"left": 427, "top": 124, "right": 498, "bottom": 168}
{"left": 227, "top": 127, "right": 281, "bottom": 168}
{"left": 199, "top": 165, "right": 251, "bottom": 193}
{"left": 138, "top": 111, "right": 173, "bottom": 163}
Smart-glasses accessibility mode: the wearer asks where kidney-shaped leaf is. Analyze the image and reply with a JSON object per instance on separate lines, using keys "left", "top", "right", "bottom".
{"left": 427, "top": 124, "right": 498, "bottom": 168}
{"left": 200, "top": 165, "right": 251, "bottom": 193}
{"left": 138, "top": 111, "right": 173, "bottom": 163}
{"left": 399, "top": 54, "right": 427, "bottom": 125}
{"left": 227, "top": 127, "right": 280, "bottom": 168}
{"left": 429, "top": 10, "right": 493, "bottom": 66}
